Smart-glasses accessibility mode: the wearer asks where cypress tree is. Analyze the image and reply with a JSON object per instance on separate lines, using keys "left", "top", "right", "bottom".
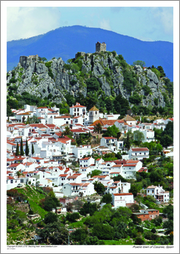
{"left": 15, "top": 142, "right": 19, "bottom": 156}
{"left": 20, "top": 137, "right": 24, "bottom": 156}
{"left": 25, "top": 139, "right": 29, "bottom": 156}
{"left": 32, "top": 143, "right": 34, "bottom": 155}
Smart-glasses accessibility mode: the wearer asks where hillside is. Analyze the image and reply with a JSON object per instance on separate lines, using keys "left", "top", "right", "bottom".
{"left": 7, "top": 50, "right": 173, "bottom": 117}
{"left": 7, "top": 25, "right": 173, "bottom": 81}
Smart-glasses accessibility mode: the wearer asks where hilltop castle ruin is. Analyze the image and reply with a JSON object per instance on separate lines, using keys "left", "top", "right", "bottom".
{"left": 96, "top": 42, "right": 106, "bottom": 52}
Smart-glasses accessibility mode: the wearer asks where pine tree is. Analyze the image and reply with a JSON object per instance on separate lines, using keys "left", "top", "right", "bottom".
{"left": 32, "top": 143, "right": 34, "bottom": 155}
{"left": 25, "top": 139, "right": 29, "bottom": 156}
{"left": 20, "top": 137, "right": 24, "bottom": 156}
{"left": 15, "top": 142, "right": 19, "bottom": 156}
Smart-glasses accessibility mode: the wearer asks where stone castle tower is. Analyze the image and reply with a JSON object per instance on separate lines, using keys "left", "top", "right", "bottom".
{"left": 96, "top": 42, "right": 106, "bottom": 52}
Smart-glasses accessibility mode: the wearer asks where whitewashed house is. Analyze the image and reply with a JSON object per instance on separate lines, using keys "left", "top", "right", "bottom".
{"left": 62, "top": 182, "right": 95, "bottom": 197}
{"left": 70, "top": 102, "right": 87, "bottom": 117}
{"left": 72, "top": 145, "right": 92, "bottom": 159}
{"left": 146, "top": 185, "right": 169, "bottom": 203}
{"left": 129, "top": 147, "right": 149, "bottom": 161}
{"left": 79, "top": 157, "right": 95, "bottom": 168}
{"left": 112, "top": 193, "right": 134, "bottom": 208}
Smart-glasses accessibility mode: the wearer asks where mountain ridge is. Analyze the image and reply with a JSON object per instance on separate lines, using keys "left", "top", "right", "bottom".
{"left": 7, "top": 25, "right": 173, "bottom": 81}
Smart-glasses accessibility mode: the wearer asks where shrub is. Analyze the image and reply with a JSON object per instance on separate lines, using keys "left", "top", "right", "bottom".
{"left": 129, "top": 93, "right": 142, "bottom": 104}
{"left": 142, "top": 85, "right": 152, "bottom": 96}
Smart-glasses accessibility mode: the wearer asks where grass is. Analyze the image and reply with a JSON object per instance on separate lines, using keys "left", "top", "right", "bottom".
{"left": 15, "top": 185, "right": 48, "bottom": 218}
{"left": 103, "top": 237, "right": 134, "bottom": 245}
{"left": 68, "top": 217, "right": 87, "bottom": 228}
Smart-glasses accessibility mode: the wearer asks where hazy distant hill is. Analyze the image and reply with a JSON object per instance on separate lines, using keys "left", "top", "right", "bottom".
{"left": 7, "top": 25, "right": 173, "bottom": 80}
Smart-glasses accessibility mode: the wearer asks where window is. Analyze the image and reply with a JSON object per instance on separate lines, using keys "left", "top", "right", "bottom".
{"left": 10, "top": 180, "right": 13, "bottom": 183}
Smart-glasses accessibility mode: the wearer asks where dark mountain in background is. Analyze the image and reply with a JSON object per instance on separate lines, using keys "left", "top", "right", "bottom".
{"left": 7, "top": 25, "right": 173, "bottom": 81}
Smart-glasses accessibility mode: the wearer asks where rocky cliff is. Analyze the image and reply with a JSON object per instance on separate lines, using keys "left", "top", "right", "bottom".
{"left": 7, "top": 51, "right": 172, "bottom": 110}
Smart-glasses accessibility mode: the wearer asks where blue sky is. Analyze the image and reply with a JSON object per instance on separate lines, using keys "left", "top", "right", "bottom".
{"left": 6, "top": 4, "right": 175, "bottom": 42}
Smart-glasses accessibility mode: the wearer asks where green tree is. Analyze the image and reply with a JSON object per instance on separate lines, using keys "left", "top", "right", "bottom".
{"left": 15, "top": 171, "right": 23, "bottom": 179}
{"left": 134, "top": 237, "right": 145, "bottom": 245}
{"left": 113, "top": 94, "right": 129, "bottom": 115}
{"left": 93, "top": 181, "right": 105, "bottom": 195}
{"left": 79, "top": 202, "right": 97, "bottom": 216}
{"left": 40, "top": 192, "right": 60, "bottom": 212}
{"left": 37, "top": 222, "right": 68, "bottom": 244}
{"left": 41, "top": 57, "right": 47, "bottom": 62}
{"left": 31, "top": 143, "right": 34, "bottom": 155}
{"left": 129, "top": 183, "right": 142, "bottom": 197}
{"left": 103, "top": 125, "right": 120, "bottom": 138}
{"left": 124, "top": 131, "right": 133, "bottom": 150}
{"left": 20, "top": 137, "right": 24, "bottom": 156}
{"left": 92, "top": 223, "right": 114, "bottom": 240}
{"left": 94, "top": 123, "right": 102, "bottom": 134}
{"left": 15, "top": 142, "right": 19, "bottom": 156}
{"left": 66, "top": 212, "right": 80, "bottom": 223}
{"left": 63, "top": 126, "right": 72, "bottom": 136}
{"left": 157, "top": 66, "right": 166, "bottom": 78}
{"left": 133, "top": 60, "right": 145, "bottom": 67}
{"left": 86, "top": 77, "right": 101, "bottom": 92}
{"left": 129, "top": 93, "right": 142, "bottom": 104}
{"left": 25, "top": 139, "right": 29, "bottom": 156}
{"left": 133, "top": 130, "right": 145, "bottom": 145}
{"left": 70, "top": 228, "right": 88, "bottom": 244}
{"left": 101, "top": 193, "right": 112, "bottom": 204}
{"left": 91, "top": 170, "right": 102, "bottom": 177}
{"left": 44, "top": 212, "right": 58, "bottom": 224}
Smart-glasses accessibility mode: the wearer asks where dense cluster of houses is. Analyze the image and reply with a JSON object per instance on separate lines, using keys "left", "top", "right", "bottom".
{"left": 6, "top": 103, "right": 173, "bottom": 208}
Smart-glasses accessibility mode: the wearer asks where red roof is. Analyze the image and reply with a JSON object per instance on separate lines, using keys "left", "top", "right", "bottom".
{"left": 8, "top": 163, "right": 21, "bottom": 168}
{"left": 123, "top": 164, "right": 137, "bottom": 167}
{"left": 138, "top": 168, "right": 148, "bottom": 173}
{"left": 131, "top": 148, "right": 149, "bottom": 151}
{"left": 70, "top": 103, "right": 86, "bottom": 108}
{"left": 59, "top": 174, "right": 68, "bottom": 177}
{"left": 80, "top": 157, "right": 91, "bottom": 161}
{"left": 103, "top": 137, "right": 117, "bottom": 140}
{"left": 7, "top": 176, "right": 14, "bottom": 180}
{"left": 113, "top": 193, "right": 133, "bottom": 196}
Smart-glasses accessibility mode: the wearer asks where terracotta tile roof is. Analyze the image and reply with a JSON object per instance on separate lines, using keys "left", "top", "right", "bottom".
{"left": 54, "top": 115, "right": 71, "bottom": 119}
{"left": 80, "top": 157, "right": 91, "bottom": 160}
{"left": 123, "top": 164, "right": 137, "bottom": 167}
{"left": 8, "top": 163, "right": 21, "bottom": 168}
{"left": 71, "top": 128, "right": 88, "bottom": 133}
{"left": 59, "top": 174, "right": 68, "bottom": 177}
{"left": 29, "top": 124, "right": 47, "bottom": 128}
{"left": 147, "top": 185, "right": 157, "bottom": 189}
{"left": 89, "top": 105, "right": 99, "bottom": 111}
{"left": 116, "top": 120, "right": 124, "bottom": 123}
{"left": 113, "top": 193, "right": 133, "bottom": 196}
{"left": 7, "top": 176, "right": 14, "bottom": 180}
{"left": 70, "top": 103, "right": 86, "bottom": 108}
{"left": 57, "top": 137, "right": 71, "bottom": 144}
{"left": 122, "top": 115, "right": 136, "bottom": 121}
{"left": 67, "top": 175, "right": 79, "bottom": 179}
{"left": 7, "top": 141, "right": 16, "bottom": 146}
{"left": 138, "top": 168, "right": 148, "bottom": 172}
{"left": 69, "top": 183, "right": 81, "bottom": 186}
{"left": 103, "top": 137, "right": 117, "bottom": 140}
{"left": 93, "top": 175, "right": 108, "bottom": 179}
{"left": 131, "top": 148, "right": 149, "bottom": 151}
{"left": 126, "top": 160, "right": 139, "bottom": 164}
